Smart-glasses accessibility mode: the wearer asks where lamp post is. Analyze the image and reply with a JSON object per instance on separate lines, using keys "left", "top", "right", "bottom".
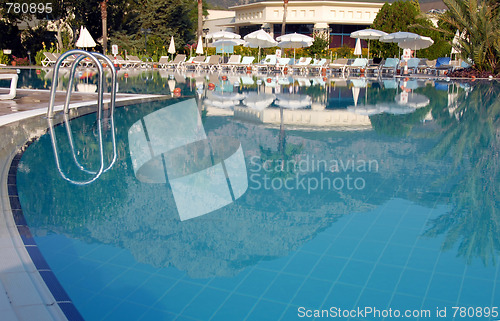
{"left": 27, "top": 50, "right": 31, "bottom": 65}
{"left": 140, "top": 28, "right": 151, "bottom": 56}
{"left": 203, "top": 28, "right": 209, "bottom": 49}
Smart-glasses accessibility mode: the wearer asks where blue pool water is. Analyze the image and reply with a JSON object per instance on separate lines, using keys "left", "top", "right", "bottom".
{"left": 14, "top": 71, "right": 500, "bottom": 321}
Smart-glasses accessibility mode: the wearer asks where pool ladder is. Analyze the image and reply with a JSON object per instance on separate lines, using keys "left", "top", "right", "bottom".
{"left": 46, "top": 50, "right": 117, "bottom": 185}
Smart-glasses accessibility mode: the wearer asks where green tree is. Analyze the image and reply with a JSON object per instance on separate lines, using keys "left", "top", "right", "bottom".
{"left": 370, "top": 0, "right": 451, "bottom": 59}
{"left": 435, "top": 0, "right": 500, "bottom": 73}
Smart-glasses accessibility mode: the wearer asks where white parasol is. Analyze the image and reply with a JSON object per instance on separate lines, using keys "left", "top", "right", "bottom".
{"left": 196, "top": 36, "right": 204, "bottom": 55}
{"left": 354, "top": 38, "right": 362, "bottom": 56}
{"left": 244, "top": 29, "right": 278, "bottom": 62}
{"left": 350, "top": 28, "right": 388, "bottom": 58}
{"left": 206, "top": 31, "right": 241, "bottom": 40}
{"left": 75, "top": 26, "right": 97, "bottom": 49}
{"left": 277, "top": 33, "right": 313, "bottom": 60}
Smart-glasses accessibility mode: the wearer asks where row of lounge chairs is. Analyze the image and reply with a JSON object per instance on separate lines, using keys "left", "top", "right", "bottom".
{"left": 42, "top": 52, "right": 466, "bottom": 77}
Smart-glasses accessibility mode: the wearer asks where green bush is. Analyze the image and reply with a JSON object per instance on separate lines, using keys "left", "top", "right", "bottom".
{"left": 0, "top": 51, "right": 10, "bottom": 65}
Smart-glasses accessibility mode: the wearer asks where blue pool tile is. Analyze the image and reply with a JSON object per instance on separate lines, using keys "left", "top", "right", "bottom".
{"left": 210, "top": 294, "right": 257, "bottom": 321}
{"left": 356, "top": 288, "right": 392, "bottom": 310}
{"left": 351, "top": 240, "right": 385, "bottom": 262}
{"left": 396, "top": 268, "right": 432, "bottom": 297}
{"left": 103, "top": 301, "right": 151, "bottom": 321}
{"left": 235, "top": 269, "right": 277, "bottom": 297}
{"left": 156, "top": 266, "right": 187, "bottom": 280}
{"left": 337, "top": 260, "right": 374, "bottom": 287}
{"left": 108, "top": 249, "right": 138, "bottom": 267}
{"left": 58, "top": 302, "right": 85, "bottom": 321}
{"left": 154, "top": 281, "right": 203, "bottom": 314}
{"left": 182, "top": 288, "right": 229, "bottom": 319}
{"left": 326, "top": 237, "right": 360, "bottom": 258}
{"left": 299, "top": 232, "right": 335, "bottom": 255}
{"left": 325, "top": 283, "right": 363, "bottom": 309}
{"left": 262, "top": 274, "right": 305, "bottom": 303}
{"left": 364, "top": 224, "right": 394, "bottom": 242}
{"left": 458, "top": 277, "right": 494, "bottom": 306}
{"left": 283, "top": 251, "right": 321, "bottom": 276}
{"left": 406, "top": 246, "right": 440, "bottom": 272}
{"left": 208, "top": 270, "right": 251, "bottom": 292}
{"left": 245, "top": 299, "right": 287, "bottom": 321}
{"left": 291, "top": 278, "right": 333, "bottom": 307}
{"left": 105, "top": 269, "right": 153, "bottom": 299}
{"left": 127, "top": 275, "right": 178, "bottom": 306}
{"left": 138, "top": 308, "right": 177, "bottom": 321}
{"left": 390, "top": 293, "right": 424, "bottom": 312}
{"left": 257, "top": 256, "right": 291, "bottom": 271}
{"left": 464, "top": 259, "right": 498, "bottom": 281}
{"left": 338, "top": 219, "right": 373, "bottom": 237}
{"left": 81, "top": 294, "right": 122, "bottom": 321}
{"left": 434, "top": 251, "right": 467, "bottom": 276}
{"left": 366, "top": 264, "right": 402, "bottom": 292}
{"left": 309, "top": 256, "right": 348, "bottom": 281}
{"left": 399, "top": 212, "right": 431, "bottom": 230}
{"left": 426, "top": 273, "right": 462, "bottom": 302}
{"left": 390, "top": 227, "right": 420, "bottom": 246}
{"left": 378, "top": 243, "right": 412, "bottom": 267}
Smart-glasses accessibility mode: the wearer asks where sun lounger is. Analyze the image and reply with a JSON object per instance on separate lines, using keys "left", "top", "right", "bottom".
{"left": 291, "top": 57, "right": 312, "bottom": 74}
{"left": 307, "top": 58, "right": 329, "bottom": 74}
{"left": 254, "top": 55, "right": 277, "bottom": 73}
{"left": 429, "top": 57, "right": 452, "bottom": 75}
{"left": 220, "top": 55, "right": 241, "bottom": 71}
{"left": 184, "top": 56, "right": 206, "bottom": 70}
{"left": 41, "top": 52, "right": 58, "bottom": 67}
{"left": 158, "top": 56, "right": 170, "bottom": 68}
{"left": 0, "top": 69, "right": 18, "bottom": 100}
{"left": 346, "top": 58, "right": 368, "bottom": 75}
{"left": 365, "top": 57, "right": 383, "bottom": 75}
{"left": 235, "top": 56, "right": 255, "bottom": 72}
{"left": 275, "top": 57, "right": 291, "bottom": 73}
{"left": 329, "top": 58, "right": 348, "bottom": 75}
{"left": 379, "top": 58, "right": 399, "bottom": 76}
{"left": 198, "top": 55, "right": 221, "bottom": 71}
{"left": 165, "top": 54, "right": 186, "bottom": 70}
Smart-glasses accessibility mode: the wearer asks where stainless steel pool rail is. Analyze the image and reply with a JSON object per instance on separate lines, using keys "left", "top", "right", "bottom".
{"left": 46, "top": 50, "right": 117, "bottom": 185}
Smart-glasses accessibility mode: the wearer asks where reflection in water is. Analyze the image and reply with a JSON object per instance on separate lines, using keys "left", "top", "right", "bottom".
{"left": 424, "top": 82, "right": 500, "bottom": 265}
{"left": 128, "top": 99, "right": 248, "bottom": 221}
{"left": 15, "top": 73, "right": 499, "bottom": 283}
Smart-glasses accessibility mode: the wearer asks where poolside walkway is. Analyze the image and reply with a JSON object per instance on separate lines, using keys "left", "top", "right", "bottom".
{"left": 0, "top": 88, "right": 169, "bottom": 321}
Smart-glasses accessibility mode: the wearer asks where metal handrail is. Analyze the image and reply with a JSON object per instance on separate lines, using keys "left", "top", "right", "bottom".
{"left": 46, "top": 49, "right": 117, "bottom": 185}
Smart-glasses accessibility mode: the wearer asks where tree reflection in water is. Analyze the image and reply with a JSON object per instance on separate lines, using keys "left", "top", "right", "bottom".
{"left": 424, "top": 82, "right": 500, "bottom": 265}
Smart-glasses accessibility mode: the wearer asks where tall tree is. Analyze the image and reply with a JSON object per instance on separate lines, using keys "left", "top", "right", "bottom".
{"left": 101, "top": 0, "right": 108, "bottom": 53}
{"left": 281, "top": 0, "right": 288, "bottom": 36}
{"left": 436, "top": 0, "right": 500, "bottom": 73}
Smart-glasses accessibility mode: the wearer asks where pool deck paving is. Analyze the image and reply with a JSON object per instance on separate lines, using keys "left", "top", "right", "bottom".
{"left": 0, "top": 87, "right": 169, "bottom": 321}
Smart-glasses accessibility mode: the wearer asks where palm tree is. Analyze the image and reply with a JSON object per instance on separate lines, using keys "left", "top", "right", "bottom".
{"left": 437, "top": 0, "right": 500, "bottom": 73}
{"left": 101, "top": 0, "right": 108, "bottom": 54}
{"left": 197, "top": 0, "right": 203, "bottom": 40}
{"left": 281, "top": 0, "right": 288, "bottom": 37}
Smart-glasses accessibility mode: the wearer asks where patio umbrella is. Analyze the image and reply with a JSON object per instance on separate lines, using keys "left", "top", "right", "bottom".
{"left": 211, "top": 39, "right": 245, "bottom": 55}
{"left": 397, "top": 35, "right": 434, "bottom": 57}
{"left": 277, "top": 33, "right": 313, "bottom": 60}
{"left": 354, "top": 38, "right": 362, "bottom": 56}
{"left": 75, "top": 26, "right": 96, "bottom": 49}
{"left": 379, "top": 31, "right": 421, "bottom": 60}
{"left": 244, "top": 29, "right": 278, "bottom": 62}
{"left": 206, "top": 31, "right": 241, "bottom": 40}
{"left": 196, "top": 36, "right": 204, "bottom": 55}
{"left": 350, "top": 28, "right": 388, "bottom": 58}
{"left": 168, "top": 36, "right": 176, "bottom": 60}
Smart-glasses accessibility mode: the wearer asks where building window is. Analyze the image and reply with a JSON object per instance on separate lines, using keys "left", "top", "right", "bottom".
{"left": 300, "top": 10, "right": 306, "bottom": 17}
{"left": 309, "top": 10, "right": 315, "bottom": 17}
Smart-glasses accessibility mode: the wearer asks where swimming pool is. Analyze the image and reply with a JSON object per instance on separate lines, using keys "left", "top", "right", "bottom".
{"left": 11, "top": 71, "right": 500, "bottom": 320}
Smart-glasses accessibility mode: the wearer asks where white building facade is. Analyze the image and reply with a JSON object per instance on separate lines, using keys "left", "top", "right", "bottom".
{"left": 225, "top": 0, "right": 385, "bottom": 47}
